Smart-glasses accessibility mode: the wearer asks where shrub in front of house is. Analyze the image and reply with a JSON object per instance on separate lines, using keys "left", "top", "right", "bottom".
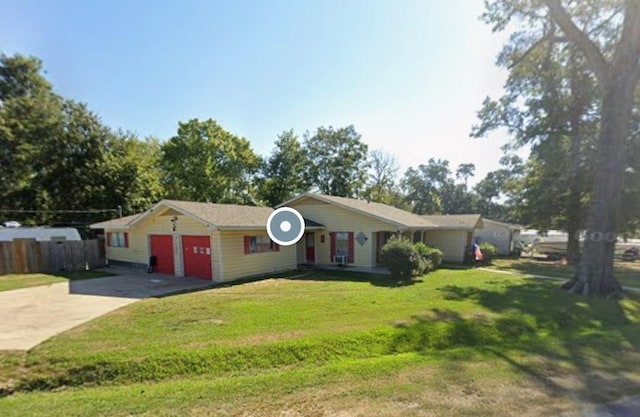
{"left": 381, "top": 237, "right": 425, "bottom": 279}
{"left": 414, "top": 242, "right": 443, "bottom": 272}
{"left": 479, "top": 242, "right": 498, "bottom": 264}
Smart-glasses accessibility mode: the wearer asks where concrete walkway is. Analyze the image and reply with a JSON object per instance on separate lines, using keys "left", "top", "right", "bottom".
{"left": 0, "top": 272, "right": 213, "bottom": 350}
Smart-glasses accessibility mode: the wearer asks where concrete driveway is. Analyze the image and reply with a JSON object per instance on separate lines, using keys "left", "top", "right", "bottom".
{"left": 0, "top": 271, "right": 213, "bottom": 350}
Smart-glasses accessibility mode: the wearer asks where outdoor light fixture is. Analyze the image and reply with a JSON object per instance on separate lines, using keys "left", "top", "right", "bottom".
{"left": 170, "top": 215, "right": 178, "bottom": 232}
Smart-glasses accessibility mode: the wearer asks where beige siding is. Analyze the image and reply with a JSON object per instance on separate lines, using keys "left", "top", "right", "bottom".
{"left": 291, "top": 202, "right": 396, "bottom": 268}
{"left": 218, "top": 230, "right": 296, "bottom": 281}
{"left": 105, "top": 211, "right": 213, "bottom": 277}
{"left": 424, "top": 230, "right": 468, "bottom": 263}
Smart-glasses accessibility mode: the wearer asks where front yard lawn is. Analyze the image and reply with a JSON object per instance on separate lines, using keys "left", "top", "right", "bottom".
{"left": 0, "top": 270, "right": 113, "bottom": 293}
{"left": 489, "top": 258, "right": 640, "bottom": 288}
{"left": 0, "top": 268, "right": 639, "bottom": 416}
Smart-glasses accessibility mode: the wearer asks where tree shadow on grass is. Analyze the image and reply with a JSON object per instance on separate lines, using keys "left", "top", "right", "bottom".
{"left": 286, "top": 269, "right": 423, "bottom": 288}
{"left": 390, "top": 281, "right": 640, "bottom": 404}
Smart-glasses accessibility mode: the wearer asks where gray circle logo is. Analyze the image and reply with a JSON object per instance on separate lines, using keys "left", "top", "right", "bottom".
{"left": 267, "top": 207, "right": 305, "bottom": 246}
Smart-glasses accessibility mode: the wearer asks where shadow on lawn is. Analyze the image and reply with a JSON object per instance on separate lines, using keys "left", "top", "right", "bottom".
{"left": 392, "top": 281, "right": 640, "bottom": 403}
{"left": 493, "top": 259, "right": 574, "bottom": 279}
{"left": 288, "top": 269, "right": 423, "bottom": 288}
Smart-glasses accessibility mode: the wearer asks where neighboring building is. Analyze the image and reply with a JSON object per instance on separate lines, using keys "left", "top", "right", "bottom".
{"left": 0, "top": 227, "right": 81, "bottom": 242}
{"left": 420, "top": 214, "right": 484, "bottom": 263}
{"left": 474, "top": 219, "right": 522, "bottom": 256}
{"left": 90, "top": 200, "right": 297, "bottom": 282}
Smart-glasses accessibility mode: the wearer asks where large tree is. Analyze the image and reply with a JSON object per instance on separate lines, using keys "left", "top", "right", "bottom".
{"left": 472, "top": 12, "right": 598, "bottom": 264}
{"left": 102, "top": 133, "right": 165, "bottom": 215}
{"left": 482, "top": 1, "right": 640, "bottom": 296}
{"left": 0, "top": 54, "right": 162, "bottom": 226}
{"left": 401, "top": 158, "right": 451, "bottom": 214}
{"left": 256, "top": 129, "right": 309, "bottom": 206}
{"left": 303, "top": 125, "right": 369, "bottom": 197}
{"left": 362, "top": 149, "right": 405, "bottom": 206}
{"left": 0, "top": 54, "right": 62, "bottom": 216}
{"left": 161, "top": 118, "right": 261, "bottom": 204}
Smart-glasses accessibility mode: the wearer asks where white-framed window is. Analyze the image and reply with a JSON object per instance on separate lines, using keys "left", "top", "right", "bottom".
{"left": 335, "top": 232, "right": 349, "bottom": 256}
{"left": 108, "top": 232, "right": 129, "bottom": 248}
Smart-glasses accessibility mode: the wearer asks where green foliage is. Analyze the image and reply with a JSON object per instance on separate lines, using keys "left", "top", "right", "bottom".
{"left": 401, "top": 158, "right": 449, "bottom": 214}
{"left": 0, "top": 53, "right": 166, "bottom": 226}
{"left": 161, "top": 118, "right": 261, "bottom": 204}
{"left": 2, "top": 268, "right": 639, "bottom": 403}
{"left": 401, "top": 158, "right": 477, "bottom": 215}
{"left": 303, "top": 125, "right": 369, "bottom": 197}
{"left": 479, "top": 242, "right": 498, "bottom": 263}
{"left": 380, "top": 237, "right": 425, "bottom": 279}
{"left": 414, "top": 242, "right": 443, "bottom": 272}
{"left": 256, "top": 130, "right": 309, "bottom": 206}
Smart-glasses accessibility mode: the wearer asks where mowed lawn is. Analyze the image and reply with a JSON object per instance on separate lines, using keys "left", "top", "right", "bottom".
{"left": 1, "top": 268, "right": 639, "bottom": 416}
{"left": 0, "top": 270, "right": 113, "bottom": 292}
{"left": 490, "top": 258, "right": 640, "bottom": 288}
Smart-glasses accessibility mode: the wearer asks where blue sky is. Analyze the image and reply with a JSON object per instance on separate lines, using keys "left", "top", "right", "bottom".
{"left": 1, "top": 0, "right": 512, "bottom": 185}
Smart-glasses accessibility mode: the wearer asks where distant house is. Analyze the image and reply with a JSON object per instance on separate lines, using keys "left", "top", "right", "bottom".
{"left": 0, "top": 227, "right": 81, "bottom": 242}
{"left": 90, "top": 200, "right": 296, "bottom": 282}
{"left": 474, "top": 219, "right": 522, "bottom": 255}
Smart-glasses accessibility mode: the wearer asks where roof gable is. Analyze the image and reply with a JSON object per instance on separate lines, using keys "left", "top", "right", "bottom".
{"left": 91, "top": 200, "right": 275, "bottom": 230}
{"left": 280, "top": 193, "right": 438, "bottom": 229}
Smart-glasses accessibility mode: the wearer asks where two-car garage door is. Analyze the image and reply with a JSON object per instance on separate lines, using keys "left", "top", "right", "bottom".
{"left": 149, "top": 234, "right": 212, "bottom": 280}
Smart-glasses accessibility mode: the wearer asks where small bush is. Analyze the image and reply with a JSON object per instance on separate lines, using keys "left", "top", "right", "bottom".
{"left": 479, "top": 242, "right": 498, "bottom": 263}
{"left": 414, "top": 243, "right": 444, "bottom": 272}
{"left": 381, "top": 237, "right": 424, "bottom": 279}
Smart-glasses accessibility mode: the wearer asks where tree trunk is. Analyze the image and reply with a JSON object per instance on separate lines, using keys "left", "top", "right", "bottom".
{"left": 565, "top": 74, "right": 636, "bottom": 297}
{"left": 565, "top": 55, "right": 587, "bottom": 266}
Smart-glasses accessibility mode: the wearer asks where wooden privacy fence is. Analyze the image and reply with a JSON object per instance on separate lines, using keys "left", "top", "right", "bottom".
{"left": 0, "top": 239, "right": 105, "bottom": 275}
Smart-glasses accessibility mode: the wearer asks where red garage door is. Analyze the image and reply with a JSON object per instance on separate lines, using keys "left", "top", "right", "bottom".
{"left": 149, "top": 235, "right": 175, "bottom": 275}
{"left": 182, "top": 235, "right": 212, "bottom": 280}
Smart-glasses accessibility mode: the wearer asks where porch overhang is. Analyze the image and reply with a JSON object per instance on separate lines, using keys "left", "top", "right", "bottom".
{"left": 303, "top": 218, "right": 325, "bottom": 230}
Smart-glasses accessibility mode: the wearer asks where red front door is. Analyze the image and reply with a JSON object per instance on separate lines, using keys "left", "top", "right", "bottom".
{"left": 149, "top": 234, "right": 175, "bottom": 275}
{"left": 182, "top": 235, "right": 212, "bottom": 280}
{"left": 305, "top": 233, "right": 315, "bottom": 263}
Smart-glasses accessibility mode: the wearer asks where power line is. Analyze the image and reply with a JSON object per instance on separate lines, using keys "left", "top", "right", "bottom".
{"left": 0, "top": 208, "right": 119, "bottom": 214}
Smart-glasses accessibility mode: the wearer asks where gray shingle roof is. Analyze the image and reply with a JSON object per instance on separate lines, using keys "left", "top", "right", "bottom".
{"left": 90, "top": 200, "right": 275, "bottom": 230}
{"left": 420, "top": 214, "right": 482, "bottom": 230}
{"left": 89, "top": 214, "right": 142, "bottom": 229}
{"left": 281, "top": 193, "right": 439, "bottom": 229}
{"left": 160, "top": 200, "right": 273, "bottom": 229}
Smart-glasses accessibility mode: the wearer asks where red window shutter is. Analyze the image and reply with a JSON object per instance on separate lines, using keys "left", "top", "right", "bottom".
{"left": 106, "top": 232, "right": 112, "bottom": 247}
{"left": 348, "top": 232, "right": 355, "bottom": 263}
{"left": 244, "top": 236, "right": 251, "bottom": 254}
{"left": 124, "top": 233, "right": 129, "bottom": 248}
{"left": 330, "top": 232, "right": 336, "bottom": 260}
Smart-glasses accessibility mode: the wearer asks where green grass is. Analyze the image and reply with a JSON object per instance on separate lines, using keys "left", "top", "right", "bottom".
{"left": 1, "top": 268, "right": 639, "bottom": 416}
{"left": 490, "top": 258, "right": 640, "bottom": 288}
{"left": 0, "top": 270, "right": 113, "bottom": 292}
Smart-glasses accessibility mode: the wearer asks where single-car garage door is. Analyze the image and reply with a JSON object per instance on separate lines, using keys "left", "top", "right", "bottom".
{"left": 149, "top": 235, "right": 175, "bottom": 275}
{"left": 182, "top": 235, "right": 212, "bottom": 280}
